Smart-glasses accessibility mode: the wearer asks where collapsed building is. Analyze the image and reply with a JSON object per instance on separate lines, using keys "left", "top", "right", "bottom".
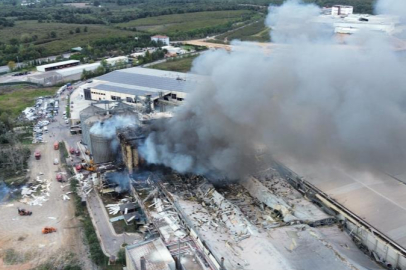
{"left": 71, "top": 62, "right": 406, "bottom": 270}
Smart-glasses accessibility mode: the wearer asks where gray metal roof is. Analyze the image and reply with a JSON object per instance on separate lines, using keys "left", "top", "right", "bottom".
{"left": 96, "top": 71, "right": 190, "bottom": 92}
{"left": 96, "top": 84, "right": 160, "bottom": 98}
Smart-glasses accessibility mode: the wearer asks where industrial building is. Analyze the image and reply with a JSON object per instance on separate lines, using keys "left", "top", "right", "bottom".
{"left": 331, "top": 5, "right": 353, "bottom": 16}
{"left": 70, "top": 65, "right": 406, "bottom": 270}
{"left": 314, "top": 12, "right": 400, "bottom": 35}
{"left": 31, "top": 56, "right": 129, "bottom": 85}
{"left": 125, "top": 238, "right": 175, "bottom": 270}
{"left": 83, "top": 67, "right": 206, "bottom": 109}
{"left": 79, "top": 102, "right": 139, "bottom": 163}
{"left": 36, "top": 60, "right": 80, "bottom": 72}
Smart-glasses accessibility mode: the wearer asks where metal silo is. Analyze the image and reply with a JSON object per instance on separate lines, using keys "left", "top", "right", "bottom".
{"left": 80, "top": 105, "right": 106, "bottom": 146}
{"left": 90, "top": 133, "right": 114, "bottom": 163}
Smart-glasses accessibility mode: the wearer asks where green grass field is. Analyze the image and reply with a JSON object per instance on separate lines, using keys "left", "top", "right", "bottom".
{"left": 215, "top": 19, "right": 270, "bottom": 43}
{"left": 0, "top": 85, "right": 58, "bottom": 117}
{"left": 0, "top": 21, "right": 135, "bottom": 55}
{"left": 151, "top": 55, "right": 199, "bottom": 73}
{"left": 116, "top": 10, "right": 255, "bottom": 35}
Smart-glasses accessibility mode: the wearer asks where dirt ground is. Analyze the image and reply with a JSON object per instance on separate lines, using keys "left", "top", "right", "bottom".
{"left": 0, "top": 90, "right": 97, "bottom": 269}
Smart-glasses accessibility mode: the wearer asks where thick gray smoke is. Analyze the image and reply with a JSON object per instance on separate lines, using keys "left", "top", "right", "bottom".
{"left": 105, "top": 171, "right": 130, "bottom": 192}
{"left": 140, "top": 0, "right": 406, "bottom": 179}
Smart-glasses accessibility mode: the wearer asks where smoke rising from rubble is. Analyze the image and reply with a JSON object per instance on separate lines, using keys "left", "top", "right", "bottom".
{"left": 139, "top": 0, "right": 406, "bottom": 178}
{"left": 106, "top": 171, "right": 130, "bottom": 192}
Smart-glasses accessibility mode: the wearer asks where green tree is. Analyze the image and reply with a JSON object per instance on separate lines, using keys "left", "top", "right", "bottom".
{"left": 7, "top": 61, "right": 16, "bottom": 71}
{"left": 75, "top": 27, "right": 81, "bottom": 33}
{"left": 69, "top": 30, "right": 74, "bottom": 35}
{"left": 9, "top": 38, "right": 19, "bottom": 46}
{"left": 50, "top": 31, "right": 57, "bottom": 38}
{"left": 84, "top": 26, "right": 88, "bottom": 32}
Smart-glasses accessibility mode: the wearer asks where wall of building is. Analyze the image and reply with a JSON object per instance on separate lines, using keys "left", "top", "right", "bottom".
{"left": 332, "top": 6, "right": 353, "bottom": 16}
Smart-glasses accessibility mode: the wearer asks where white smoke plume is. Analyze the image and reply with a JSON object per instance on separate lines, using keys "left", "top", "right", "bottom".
{"left": 375, "top": 0, "right": 406, "bottom": 19}
{"left": 90, "top": 115, "right": 137, "bottom": 138}
{"left": 90, "top": 115, "right": 137, "bottom": 155}
{"left": 139, "top": 0, "right": 406, "bottom": 179}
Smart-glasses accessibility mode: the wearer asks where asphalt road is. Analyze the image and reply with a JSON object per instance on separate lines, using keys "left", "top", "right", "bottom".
{"left": 87, "top": 190, "right": 142, "bottom": 256}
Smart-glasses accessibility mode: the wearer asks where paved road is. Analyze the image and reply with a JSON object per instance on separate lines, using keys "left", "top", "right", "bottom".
{"left": 87, "top": 190, "right": 142, "bottom": 256}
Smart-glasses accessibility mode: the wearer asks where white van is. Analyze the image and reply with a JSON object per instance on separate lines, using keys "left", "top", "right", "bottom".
{"left": 43, "top": 126, "right": 48, "bottom": 133}
{"left": 63, "top": 111, "right": 66, "bottom": 116}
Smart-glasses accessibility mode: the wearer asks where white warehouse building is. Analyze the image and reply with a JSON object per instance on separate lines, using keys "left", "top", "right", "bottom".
{"left": 83, "top": 67, "right": 206, "bottom": 109}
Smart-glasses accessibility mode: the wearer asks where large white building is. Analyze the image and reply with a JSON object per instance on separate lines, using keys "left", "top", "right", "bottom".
{"left": 36, "top": 60, "right": 80, "bottom": 72}
{"left": 83, "top": 67, "right": 206, "bottom": 109}
{"left": 331, "top": 5, "right": 353, "bottom": 16}
{"left": 151, "top": 35, "right": 170, "bottom": 45}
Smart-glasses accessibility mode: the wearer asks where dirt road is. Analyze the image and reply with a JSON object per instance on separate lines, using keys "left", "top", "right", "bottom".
{"left": 0, "top": 90, "right": 96, "bottom": 269}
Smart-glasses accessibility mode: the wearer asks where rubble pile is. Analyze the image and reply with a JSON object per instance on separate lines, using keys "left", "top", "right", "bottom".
{"left": 20, "top": 176, "right": 51, "bottom": 206}
{"left": 196, "top": 181, "right": 251, "bottom": 241}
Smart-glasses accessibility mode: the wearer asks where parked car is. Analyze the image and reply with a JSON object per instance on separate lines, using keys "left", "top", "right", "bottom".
{"left": 53, "top": 158, "right": 59, "bottom": 165}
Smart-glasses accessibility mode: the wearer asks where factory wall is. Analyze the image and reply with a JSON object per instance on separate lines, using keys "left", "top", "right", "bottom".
{"left": 317, "top": 194, "right": 406, "bottom": 269}
{"left": 90, "top": 88, "right": 140, "bottom": 103}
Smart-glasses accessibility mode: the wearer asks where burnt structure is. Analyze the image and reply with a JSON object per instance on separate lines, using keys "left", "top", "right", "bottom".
{"left": 117, "top": 126, "right": 146, "bottom": 173}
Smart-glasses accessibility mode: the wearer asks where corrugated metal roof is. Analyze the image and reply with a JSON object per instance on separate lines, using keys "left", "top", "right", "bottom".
{"left": 96, "top": 84, "right": 160, "bottom": 98}
{"left": 96, "top": 71, "right": 190, "bottom": 92}
{"left": 37, "top": 60, "right": 79, "bottom": 69}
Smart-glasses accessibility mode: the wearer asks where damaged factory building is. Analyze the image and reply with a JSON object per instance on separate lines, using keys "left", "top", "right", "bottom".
{"left": 71, "top": 68, "right": 406, "bottom": 270}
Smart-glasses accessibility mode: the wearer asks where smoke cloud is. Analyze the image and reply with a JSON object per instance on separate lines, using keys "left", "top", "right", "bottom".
{"left": 375, "top": 0, "right": 406, "bottom": 19}
{"left": 90, "top": 115, "right": 137, "bottom": 138}
{"left": 90, "top": 115, "right": 138, "bottom": 155}
{"left": 139, "top": 0, "right": 406, "bottom": 179}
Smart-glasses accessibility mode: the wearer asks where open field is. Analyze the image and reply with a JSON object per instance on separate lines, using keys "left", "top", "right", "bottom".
{"left": 115, "top": 10, "right": 256, "bottom": 35}
{"left": 151, "top": 55, "right": 199, "bottom": 73}
{"left": 215, "top": 19, "right": 270, "bottom": 43}
{"left": 0, "top": 21, "right": 135, "bottom": 55}
{"left": 0, "top": 85, "right": 58, "bottom": 117}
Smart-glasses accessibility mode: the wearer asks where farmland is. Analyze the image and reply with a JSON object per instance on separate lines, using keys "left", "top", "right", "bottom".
{"left": 116, "top": 10, "right": 261, "bottom": 39}
{"left": 151, "top": 55, "right": 199, "bottom": 73}
{"left": 0, "top": 21, "right": 135, "bottom": 56}
{"left": 215, "top": 19, "right": 270, "bottom": 43}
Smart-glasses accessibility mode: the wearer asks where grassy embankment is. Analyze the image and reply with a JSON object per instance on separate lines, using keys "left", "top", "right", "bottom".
{"left": 150, "top": 54, "right": 199, "bottom": 73}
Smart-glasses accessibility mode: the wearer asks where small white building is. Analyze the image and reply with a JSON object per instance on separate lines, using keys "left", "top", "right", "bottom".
{"left": 332, "top": 5, "right": 353, "bottom": 16}
{"left": 151, "top": 35, "right": 170, "bottom": 45}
